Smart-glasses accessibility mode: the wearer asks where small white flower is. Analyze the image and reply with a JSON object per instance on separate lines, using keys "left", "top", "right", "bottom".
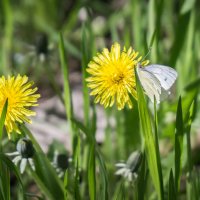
{"left": 51, "top": 151, "right": 69, "bottom": 178}
{"left": 115, "top": 151, "right": 142, "bottom": 182}
{"left": 7, "top": 138, "right": 35, "bottom": 174}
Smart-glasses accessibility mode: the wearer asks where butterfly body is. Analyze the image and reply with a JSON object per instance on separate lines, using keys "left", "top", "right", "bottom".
{"left": 136, "top": 64, "right": 178, "bottom": 103}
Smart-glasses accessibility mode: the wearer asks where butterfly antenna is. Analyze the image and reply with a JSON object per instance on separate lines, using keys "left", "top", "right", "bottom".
{"left": 142, "top": 46, "right": 152, "bottom": 61}
{"left": 136, "top": 47, "right": 152, "bottom": 68}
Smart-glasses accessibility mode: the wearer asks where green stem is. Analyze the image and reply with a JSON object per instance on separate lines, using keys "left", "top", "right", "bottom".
{"left": 1, "top": 0, "right": 13, "bottom": 74}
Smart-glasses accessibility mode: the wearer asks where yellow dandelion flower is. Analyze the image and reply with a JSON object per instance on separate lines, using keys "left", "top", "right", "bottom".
{"left": 86, "top": 42, "right": 149, "bottom": 110}
{"left": 0, "top": 74, "right": 40, "bottom": 138}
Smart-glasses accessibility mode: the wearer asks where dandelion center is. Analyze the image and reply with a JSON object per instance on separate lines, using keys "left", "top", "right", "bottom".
{"left": 111, "top": 71, "right": 124, "bottom": 84}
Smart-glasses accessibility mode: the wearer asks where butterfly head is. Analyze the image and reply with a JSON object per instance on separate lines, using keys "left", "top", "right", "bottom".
{"left": 136, "top": 62, "right": 143, "bottom": 71}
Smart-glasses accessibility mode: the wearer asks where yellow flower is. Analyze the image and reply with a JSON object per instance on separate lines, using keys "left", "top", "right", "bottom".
{"left": 0, "top": 74, "right": 40, "bottom": 138}
{"left": 86, "top": 42, "right": 149, "bottom": 110}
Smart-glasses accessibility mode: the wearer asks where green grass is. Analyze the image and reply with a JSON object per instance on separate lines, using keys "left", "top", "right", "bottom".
{"left": 0, "top": 0, "right": 200, "bottom": 199}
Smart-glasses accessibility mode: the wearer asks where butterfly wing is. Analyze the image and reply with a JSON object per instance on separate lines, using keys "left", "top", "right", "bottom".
{"left": 136, "top": 66, "right": 162, "bottom": 103}
{"left": 144, "top": 64, "right": 178, "bottom": 90}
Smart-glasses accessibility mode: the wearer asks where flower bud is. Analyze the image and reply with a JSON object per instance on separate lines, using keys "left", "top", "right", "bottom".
{"left": 16, "top": 138, "right": 35, "bottom": 158}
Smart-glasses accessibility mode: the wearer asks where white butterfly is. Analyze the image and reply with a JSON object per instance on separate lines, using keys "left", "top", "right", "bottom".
{"left": 136, "top": 64, "right": 178, "bottom": 103}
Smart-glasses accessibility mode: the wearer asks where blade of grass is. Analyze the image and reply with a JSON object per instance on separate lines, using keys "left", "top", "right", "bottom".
{"left": 71, "top": 117, "right": 93, "bottom": 143}
{"left": 0, "top": 100, "right": 9, "bottom": 200}
{"left": 186, "top": 99, "right": 197, "bottom": 199}
{"left": 25, "top": 193, "right": 44, "bottom": 200}
{"left": 130, "top": 0, "right": 142, "bottom": 50}
{"left": 27, "top": 169, "right": 55, "bottom": 200}
{"left": 153, "top": 98, "right": 164, "bottom": 198}
{"left": 88, "top": 143, "right": 96, "bottom": 200}
{"left": 123, "top": 105, "right": 140, "bottom": 156}
{"left": 168, "top": 169, "right": 176, "bottom": 200}
{"left": 0, "top": 99, "right": 8, "bottom": 140}
{"left": 32, "top": 153, "right": 64, "bottom": 200}
{"left": 174, "top": 97, "right": 184, "bottom": 195}
{"left": 135, "top": 69, "right": 164, "bottom": 200}
{"left": 20, "top": 125, "right": 64, "bottom": 200}
{"left": 44, "top": 59, "right": 64, "bottom": 104}
{"left": 0, "top": 161, "right": 10, "bottom": 200}
{"left": 113, "top": 182, "right": 125, "bottom": 200}
{"left": 96, "top": 148, "right": 109, "bottom": 200}
{"left": 136, "top": 153, "right": 148, "bottom": 200}
{"left": 147, "top": 0, "right": 157, "bottom": 61}
{"left": 59, "top": 33, "right": 76, "bottom": 136}
{"left": 62, "top": 38, "right": 81, "bottom": 59}
{"left": 91, "top": 104, "right": 97, "bottom": 137}
{"left": 184, "top": 77, "right": 200, "bottom": 91}
{"left": 180, "top": 0, "right": 196, "bottom": 14}
{"left": 81, "top": 22, "right": 94, "bottom": 128}
{"left": 148, "top": 0, "right": 164, "bottom": 61}
{"left": 109, "top": 14, "right": 119, "bottom": 42}
{"left": 177, "top": 8, "right": 196, "bottom": 92}
{"left": 74, "top": 160, "right": 81, "bottom": 200}
{"left": 72, "top": 118, "right": 108, "bottom": 199}
{"left": 63, "top": 169, "right": 74, "bottom": 200}
{"left": 182, "top": 90, "right": 197, "bottom": 123}
{"left": 71, "top": 118, "right": 97, "bottom": 199}
{"left": 191, "top": 168, "right": 200, "bottom": 199}
{"left": 63, "top": 170, "right": 69, "bottom": 200}
{"left": 1, "top": 0, "right": 13, "bottom": 74}
{"left": 0, "top": 154, "right": 25, "bottom": 200}
{"left": 186, "top": 100, "right": 196, "bottom": 176}
{"left": 170, "top": 12, "right": 191, "bottom": 67}
{"left": 115, "top": 109, "right": 126, "bottom": 158}
{"left": 59, "top": 33, "right": 81, "bottom": 168}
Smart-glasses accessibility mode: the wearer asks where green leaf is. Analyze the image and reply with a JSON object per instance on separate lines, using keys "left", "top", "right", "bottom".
{"left": 186, "top": 99, "right": 196, "bottom": 175}
{"left": 185, "top": 99, "right": 197, "bottom": 199}
{"left": 0, "top": 154, "right": 25, "bottom": 200}
{"left": 96, "top": 148, "right": 109, "bottom": 200}
{"left": 88, "top": 143, "right": 96, "bottom": 200}
{"left": 153, "top": 98, "right": 164, "bottom": 197}
{"left": 91, "top": 104, "right": 97, "bottom": 137}
{"left": 20, "top": 125, "right": 64, "bottom": 200}
{"left": 74, "top": 160, "right": 81, "bottom": 200}
{"left": 59, "top": 33, "right": 75, "bottom": 136}
{"left": 135, "top": 69, "right": 164, "bottom": 200}
{"left": 182, "top": 90, "right": 197, "bottom": 122}
{"left": 170, "top": 12, "right": 191, "bottom": 66}
{"left": 191, "top": 168, "right": 200, "bottom": 199}
{"left": 136, "top": 153, "right": 148, "bottom": 200}
{"left": 63, "top": 170, "right": 69, "bottom": 200}
{"left": 81, "top": 23, "right": 90, "bottom": 128}
{"left": 71, "top": 117, "right": 94, "bottom": 143}
{"left": 184, "top": 77, "right": 200, "bottom": 92}
{"left": 0, "top": 160, "right": 10, "bottom": 200}
{"left": 81, "top": 22, "right": 94, "bottom": 129}
{"left": 148, "top": 28, "right": 157, "bottom": 50}
{"left": 180, "top": 0, "right": 196, "bottom": 14}
{"left": 168, "top": 169, "right": 176, "bottom": 200}
{"left": 174, "top": 97, "right": 184, "bottom": 194}
{"left": 113, "top": 182, "right": 125, "bottom": 200}
{"left": 131, "top": 0, "right": 143, "bottom": 50}
{"left": 0, "top": 99, "right": 8, "bottom": 140}
{"left": 43, "top": 59, "right": 64, "bottom": 104}
{"left": 63, "top": 169, "right": 74, "bottom": 200}
{"left": 1, "top": 0, "right": 13, "bottom": 74}
{"left": 26, "top": 193, "right": 44, "bottom": 200}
